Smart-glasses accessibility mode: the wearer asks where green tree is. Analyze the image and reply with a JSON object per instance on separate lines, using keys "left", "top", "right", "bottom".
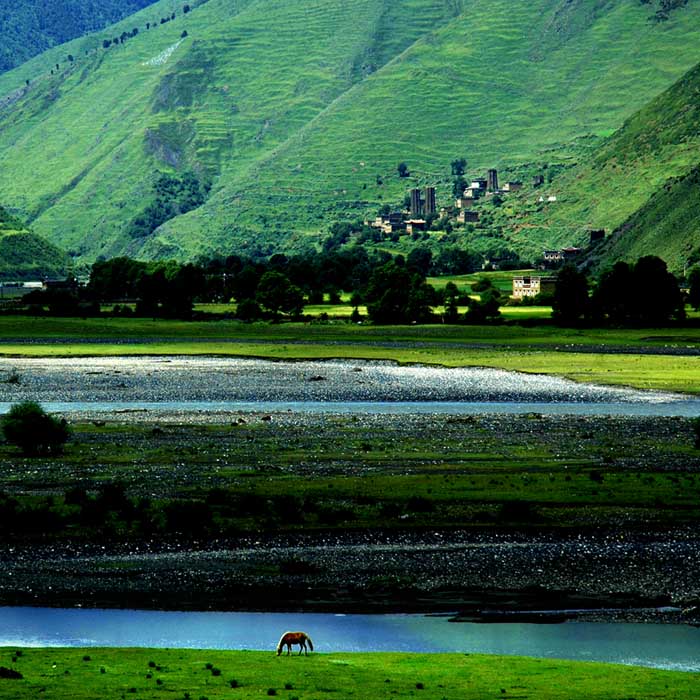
{"left": 397, "top": 162, "right": 409, "bottom": 178}
{"left": 552, "top": 265, "right": 589, "bottom": 325}
{"left": 442, "top": 281, "right": 460, "bottom": 323}
{"left": 1, "top": 401, "right": 70, "bottom": 456}
{"left": 688, "top": 265, "right": 700, "bottom": 310}
{"left": 364, "top": 261, "right": 434, "bottom": 323}
{"left": 256, "top": 271, "right": 305, "bottom": 318}
{"left": 452, "top": 176, "right": 468, "bottom": 198}
{"left": 464, "top": 287, "right": 502, "bottom": 323}
{"left": 450, "top": 158, "right": 467, "bottom": 177}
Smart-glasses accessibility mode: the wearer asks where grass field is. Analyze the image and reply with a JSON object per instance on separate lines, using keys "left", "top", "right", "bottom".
{"left": 0, "top": 648, "right": 697, "bottom": 700}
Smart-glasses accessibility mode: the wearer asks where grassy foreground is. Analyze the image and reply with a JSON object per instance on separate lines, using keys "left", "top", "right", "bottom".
{"left": 0, "top": 648, "right": 697, "bottom": 700}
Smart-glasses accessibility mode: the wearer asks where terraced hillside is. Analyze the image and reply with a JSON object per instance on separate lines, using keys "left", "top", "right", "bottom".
{"left": 502, "top": 59, "right": 700, "bottom": 272}
{"left": 0, "top": 0, "right": 160, "bottom": 73}
{"left": 0, "top": 0, "right": 699, "bottom": 264}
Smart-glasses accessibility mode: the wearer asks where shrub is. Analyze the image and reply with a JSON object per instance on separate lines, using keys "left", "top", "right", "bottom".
{"left": 1, "top": 401, "right": 70, "bottom": 456}
{"left": 692, "top": 417, "right": 700, "bottom": 449}
{"left": 0, "top": 667, "right": 22, "bottom": 679}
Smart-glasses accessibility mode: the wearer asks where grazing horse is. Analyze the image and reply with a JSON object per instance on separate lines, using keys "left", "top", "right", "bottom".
{"left": 276, "top": 631, "right": 314, "bottom": 656}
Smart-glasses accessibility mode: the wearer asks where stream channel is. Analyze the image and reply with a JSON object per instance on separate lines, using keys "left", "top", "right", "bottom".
{"left": 1, "top": 608, "right": 699, "bottom": 671}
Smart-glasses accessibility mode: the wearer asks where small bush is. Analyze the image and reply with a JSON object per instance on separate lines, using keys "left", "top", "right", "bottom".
{"left": 1, "top": 401, "right": 70, "bottom": 456}
{"left": 211, "top": 667, "right": 221, "bottom": 677}
{"left": 148, "top": 660, "right": 156, "bottom": 668}
{"left": 416, "top": 682, "right": 425, "bottom": 689}
{"left": 82, "top": 655, "right": 91, "bottom": 662}
{"left": 285, "top": 682, "right": 294, "bottom": 690}
{"left": 267, "top": 689, "right": 277, "bottom": 696}
{"left": 229, "top": 678, "right": 239, "bottom": 688}
{"left": 0, "top": 667, "right": 22, "bottom": 679}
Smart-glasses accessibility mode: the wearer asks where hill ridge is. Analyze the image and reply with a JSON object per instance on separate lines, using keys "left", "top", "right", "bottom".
{"left": 1, "top": 0, "right": 700, "bottom": 265}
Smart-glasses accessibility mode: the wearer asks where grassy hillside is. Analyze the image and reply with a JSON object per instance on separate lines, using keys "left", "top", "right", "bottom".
{"left": 0, "top": 0, "right": 159, "bottom": 73}
{"left": 1, "top": 0, "right": 700, "bottom": 264}
{"left": 499, "top": 60, "right": 700, "bottom": 271}
{"left": 593, "top": 164, "right": 700, "bottom": 271}
{"left": 0, "top": 206, "right": 69, "bottom": 280}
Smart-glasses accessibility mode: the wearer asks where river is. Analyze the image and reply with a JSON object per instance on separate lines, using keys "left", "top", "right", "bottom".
{"left": 0, "top": 608, "right": 698, "bottom": 671}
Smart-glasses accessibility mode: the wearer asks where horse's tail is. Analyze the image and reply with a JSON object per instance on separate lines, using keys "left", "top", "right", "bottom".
{"left": 306, "top": 634, "right": 314, "bottom": 652}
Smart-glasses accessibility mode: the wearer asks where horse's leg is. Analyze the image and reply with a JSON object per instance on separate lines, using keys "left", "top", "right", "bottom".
{"left": 286, "top": 643, "right": 291, "bottom": 656}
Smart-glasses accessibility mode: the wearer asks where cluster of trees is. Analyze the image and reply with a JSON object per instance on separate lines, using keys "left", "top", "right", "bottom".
{"left": 128, "top": 172, "right": 211, "bottom": 239}
{"left": 102, "top": 27, "right": 139, "bottom": 49}
{"left": 553, "top": 256, "right": 686, "bottom": 325}
{"left": 19, "top": 244, "right": 506, "bottom": 324}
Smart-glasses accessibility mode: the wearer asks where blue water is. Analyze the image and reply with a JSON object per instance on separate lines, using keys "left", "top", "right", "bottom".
{"left": 1, "top": 400, "right": 699, "bottom": 417}
{"left": 0, "top": 608, "right": 698, "bottom": 671}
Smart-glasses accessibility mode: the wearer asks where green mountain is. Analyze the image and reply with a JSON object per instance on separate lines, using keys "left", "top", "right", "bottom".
{"left": 0, "top": 206, "right": 70, "bottom": 280}
{"left": 504, "top": 59, "right": 700, "bottom": 272}
{"left": 1, "top": 0, "right": 700, "bottom": 265}
{"left": 590, "top": 165, "right": 700, "bottom": 273}
{"left": 0, "top": 0, "right": 160, "bottom": 74}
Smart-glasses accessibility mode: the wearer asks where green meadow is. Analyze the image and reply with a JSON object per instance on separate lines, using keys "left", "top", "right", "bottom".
{"left": 0, "top": 648, "right": 697, "bottom": 700}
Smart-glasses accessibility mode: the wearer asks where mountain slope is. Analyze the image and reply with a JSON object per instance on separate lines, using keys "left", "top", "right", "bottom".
{"left": 0, "top": 0, "right": 160, "bottom": 74}
{"left": 0, "top": 206, "right": 70, "bottom": 279}
{"left": 591, "top": 165, "right": 700, "bottom": 272}
{"left": 505, "top": 59, "right": 700, "bottom": 271}
{"left": 1, "top": 0, "right": 700, "bottom": 263}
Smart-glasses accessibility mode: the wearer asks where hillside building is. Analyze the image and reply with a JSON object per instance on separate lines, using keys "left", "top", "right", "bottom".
{"left": 408, "top": 186, "right": 437, "bottom": 218}
{"left": 405, "top": 219, "right": 427, "bottom": 234}
{"left": 512, "top": 275, "right": 556, "bottom": 299}
{"left": 487, "top": 169, "right": 499, "bottom": 192}
{"left": 503, "top": 181, "right": 522, "bottom": 192}
{"left": 455, "top": 195, "right": 475, "bottom": 209}
{"left": 457, "top": 210, "right": 479, "bottom": 223}
{"left": 424, "top": 186, "right": 436, "bottom": 216}
{"left": 409, "top": 188, "right": 422, "bottom": 218}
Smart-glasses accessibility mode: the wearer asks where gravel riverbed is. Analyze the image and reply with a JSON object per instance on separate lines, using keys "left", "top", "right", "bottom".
{"left": 0, "top": 357, "right": 698, "bottom": 620}
{"left": 0, "top": 356, "right": 689, "bottom": 404}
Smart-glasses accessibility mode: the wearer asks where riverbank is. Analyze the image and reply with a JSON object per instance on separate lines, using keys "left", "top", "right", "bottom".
{"left": 0, "top": 357, "right": 698, "bottom": 624}
{"left": 1, "top": 318, "right": 700, "bottom": 393}
{"left": 0, "top": 647, "right": 697, "bottom": 699}
{"left": 0, "top": 530, "right": 698, "bottom": 623}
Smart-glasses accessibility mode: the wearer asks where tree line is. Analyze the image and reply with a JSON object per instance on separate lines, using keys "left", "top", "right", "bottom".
{"left": 12, "top": 249, "right": 699, "bottom": 327}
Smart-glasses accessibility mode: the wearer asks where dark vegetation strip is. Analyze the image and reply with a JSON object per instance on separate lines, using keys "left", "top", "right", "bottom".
{"left": 1, "top": 414, "right": 699, "bottom": 542}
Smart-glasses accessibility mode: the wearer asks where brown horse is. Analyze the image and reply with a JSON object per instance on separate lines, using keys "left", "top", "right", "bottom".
{"left": 276, "top": 631, "right": 314, "bottom": 656}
